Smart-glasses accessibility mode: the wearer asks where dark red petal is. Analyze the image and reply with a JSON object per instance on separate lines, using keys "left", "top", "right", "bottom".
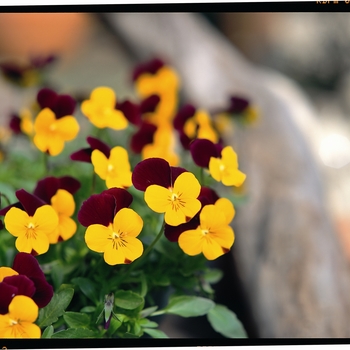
{"left": 53, "top": 94, "right": 76, "bottom": 119}
{"left": 190, "top": 139, "right": 219, "bottom": 168}
{"left": 132, "top": 158, "right": 171, "bottom": 191}
{"left": 30, "top": 276, "right": 54, "bottom": 308}
{"left": 0, "top": 283, "right": 17, "bottom": 314}
{"left": 3, "top": 275, "right": 35, "bottom": 298}
{"left": 12, "top": 253, "right": 46, "bottom": 280}
{"left": 0, "top": 220, "right": 3, "bottom": 230}
{"left": 173, "top": 104, "right": 196, "bottom": 131}
{"left": 9, "top": 114, "right": 22, "bottom": 134}
{"left": 164, "top": 215, "right": 200, "bottom": 242}
{"left": 130, "top": 122, "right": 157, "bottom": 154}
{"left": 37, "top": 87, "right": 58, "bottom": 110}
{"left": 0, "top": 202, "right": 23, "bottom": 216}
{"left": 102, "top": 188, "right": 133, "bottom": 214}
{"left": 179, "top": 132, "right": 192, "bottom": 150}
{"left": 70, "top": 148, "right": 93, "bottom": 163}
{"left": 116, "top": 100, "right": 141, "bottom": 126}
{"left": 199, "top": 187, "right": 220, "bottom": 206}
{"left": 227, "top": 96, "right": 249, "bottom": 114}
{"left": 87, "top": 136, "right": 111, "bottom": 158}
{"left": 140, "top": 94, "right": 160, "bottom": 114}
{"left": 16, "top": 189, "right": 46, "bottom": 216}
{"left": 170, "top": 167, "right": 187, "bottom": 185}
{"left": 58, "top": 176, "right": 81, "bottom": 195}
{"left": 33, "top": 177, "right": 60, "bottom": 203}
{"left": 78, "top": 193, "right": 116, "bottom": 227}
{"left": 132, "top": 58, "right": 165, "bottom": 82}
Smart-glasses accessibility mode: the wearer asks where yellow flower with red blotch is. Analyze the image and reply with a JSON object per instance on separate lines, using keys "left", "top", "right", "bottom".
{"left": 178, "top": 198, "right": 235, "bottom": 260}
{"left": 0, "top": 295, "right": 41, "bottom": 338}
{"left": 81, "top": 87, "right": 128, "bottom": 130}
{"left": 91, "top": 146, "right": 132, "bottom": 189}
{"left": 33, "top": 108, "right": 79, "bottom": 156}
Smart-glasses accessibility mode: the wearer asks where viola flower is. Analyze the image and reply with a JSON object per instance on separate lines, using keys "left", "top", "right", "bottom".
{"left": 132, "top": 158, "right": 201, "bottom": 226}
{"left": 174, "top": 105, "right": 219, "bottom": 150}
{"left": 81, "top": 86, "right": 128, "bottom": 130}
{"left": 91, "top": 146, "right": 132, "bottom": 189}
{"left": 70, "top": 136, "right": 111, "bottom": 163}
{"left": 0, "top": 295, "right": 41, "bottom": 338}
{"left": 33, "top": 107, "right": 79, "bottom": 156}
{"left": 190, "top": 138, "right": 223, "bottom": 168}
{"left": 178, "top": 198, "right": 235, "bottom": 260}
{"left": 3, "top": 189, "right": 59, "bottom": 255}
{"left": 0, "top": 252, "right": 53, "bottom": 314}
{"left": 130, "top": 122, "right": 157, "bottom": 154}
{"left": 78, "top": 188, "right": 143, "bottom": 265}
{"left": 209, "top": 146, "right": 246, "bottom": 187}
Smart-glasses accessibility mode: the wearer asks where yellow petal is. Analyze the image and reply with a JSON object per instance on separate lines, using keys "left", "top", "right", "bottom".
{"left": 34, "top": 108, "right": 55, "bottom": 133}
{"left": 85, "top": 224, "right": 111, "bottom": 253}
{"left": 16, "top": 230, "right": 50, "bottom": 255}
{"left": 120, "top": 236, "right": 144, "bottom": 262}
{"left": 222, "top": 169, "right": 246, "bottom": 187}
{"left": 221, "top": 146, "right": 238, "bottom": 168}
{"left": 4, "top": 207, "right": 29, "bottom": 238}
{"left": 91, "top": 149, "right": 108, "bottom": 180}
{"left": 15, "top": 234, "right": 34, "bottom": 253}
{"left": 214, "top": 198, "right": 235, "bottom": 224}
{"left": 48, "top": 215, "right": 77, "bottom": 243}
{"left": 178, "top": 228, "right": 203, "bottom": 256}
{"left": 104, "top": 110, "right": 128, "bottom": 130}
{"left": 46, "top": 135, "right": 65, "bottom": 156}
{"left": 106, "top": 173, "right": 132, "bottom": 189}
{"left": 202, "top": 236, "right": 227, "bottom": 260}
{"left": 144, "top": 185, "right": 170, "bottom": 213}
{"left": 33, "top": 205, "right": 59, "bottom": 236}
{"left": 103, "top": 243, "right": 126, "bottom": 265}
{"left": 55, "top": 116, "right": 80, "bottom": 141}
{"left": 208, "top": 157, "right": 223, "bottom": 182}
{"left": 199, "top": 205, "right": 227, "bottom": 230}
{"left": 9, "top": 295, "right": 38, "bottom": 323}
{"left": 173, "top": 172, "right": 201, "bottom": 199}
{"left": 109, "top": 146, "right": 131, "bottom": 170}
{"left": 113, "top": 208, "right": 143, "bottom": 238}
{"left": 0, "top": 267, "right": 18, "bottom": 282}
{"left": 209, "top": 226, "right": 235, "bottom": 250}
{"left": 90, "top": 86, "right": 116, "bottom": 108}
{"left": 16, "top": 322, "right": 41, "bottom": 338}
{"left": 164, "top": 207, "right": 187, "bottom": 226}
{"left": 33, "top": 133, "right": 50, "bottom": 153}
{"left": 51, "top": 189, "right": 75, "bottom": 217}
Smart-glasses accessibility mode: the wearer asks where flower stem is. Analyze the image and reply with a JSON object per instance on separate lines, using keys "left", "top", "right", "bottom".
{"left": 43, "top": 152, "right": 50, "bottom": 175}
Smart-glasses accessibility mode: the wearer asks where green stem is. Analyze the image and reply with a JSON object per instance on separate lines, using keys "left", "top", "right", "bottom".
{"left": 116, "top": 219, "right": 165, "bottom": 287}
{"left": 43, "top": 152, "right": 50, "bottom": 175}
{"left": 91, "top": 171, "right": 97, "bottom": 196}
{"left": 199, "top": 167, "right": 205, "bottom": 186}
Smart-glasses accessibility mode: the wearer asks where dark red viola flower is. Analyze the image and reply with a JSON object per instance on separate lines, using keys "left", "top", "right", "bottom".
{"left": 130, "top": 122, "right": 157, "bottom": 154}
{"left": 140, "top": 94, "right": 161, "bottom": 114}
{"left": 132, "top": 157, "right": 187, "bottom": 192}
{"left": 70, "top": 136, "right": 111, "bottom": 164}
{"left": 116, "top": 99, "right": 142, "bottom": 126}
{"left": 0, "top": 252, "right": 54, "bottom": 314}
{"left": 33, "top": 176, "right": 81, "bottom": 204}
{"left": 132, "top": 58, "right": 165, "bottom": 82}
{"left": 8, "top": 113, "right": 22, "bottom": 134}
{"left": 37, "top": 87, "right": 76, "bottom": 119}
{"left": 173, "top": 104, "right": 196, "bottom": 131}
{"left": 78, "top": 188, "right": 133, "bottom": 228}
{"left": 226, "top": 96, "right": 250, "bottom": 114}
{"left": 164, "top": 186, "right": 220, "bottom": 242}
{"left": 0, "top": 189, "right": 46, "bottom": 217}
{"left": 190, "top": 139, "right": 223, "bottom": 168}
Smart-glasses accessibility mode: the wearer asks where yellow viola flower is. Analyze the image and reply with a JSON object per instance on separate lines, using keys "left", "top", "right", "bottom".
{"left": 19, "top": 108, "right": 34, "bottom": 136}
{"left": 81, "top": 87, "right": 128, "bottom": 130}
{"left": 33, "top": 108, "right": 80, "bottom": 156}
{"left": 91, "top": 146, "right": 132, "bottom": 189}
{"left": 85, "top": 208, "right": 144, "bottom": 265}
{"left": 4, "top": 205, "right": 59, "bottom": 255}
{"left": 178, "top": 198, "right": 235, "bottom": 260}
{"left": 209, "top": 146, "right": 246, "bottom": 187}
{"left": 49, "top": 189, "right": 77, "bottom": 244}
{"left": 144, "top": 172, "right": 201, "bottom": 226}
{"left": 0, "top": 295, "right": 41, "bottom": 338}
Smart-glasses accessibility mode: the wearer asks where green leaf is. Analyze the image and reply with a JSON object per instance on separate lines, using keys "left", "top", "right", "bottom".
{"left": 51, "top": 328, "right": 97, "bottom": 338}
{"left": 51, "top": 263, "right": 64, "bottom": 290}
{"left": 207, "top": 304, "right": 247, "bottom": 338}
{"left": 71, "top": 277, "right": 98, "bottom": 304}
{"left": 203, "top": 268, "right": 223, "bottom": 284}
{"left": 143, "top": 328, "right": 168, "bottom": 338}
{"left": 164, "top": 296, "right": 214, "bottom": 317}
{"left": 140, "top": 306, "right": 158, "bottom": 318}
{"left": 41, "top": 325, "right": 54, "bottom": 339}
{"left": 38, "top": 288, "right": 74, "bottom": 328}
{"left": 63, "top": 312, "right": 91, "bottom": 328}
{"left": 114, "top": 290, "right": 144, "bottom": 310}
{"left": 106, "top": 317, "right": 122, "bottom": 336}
{"left": 80, "top": 306, "right": 96, "bottom": 313}
{"left": 139, "top": 318, "right": 158, "bottom": 328}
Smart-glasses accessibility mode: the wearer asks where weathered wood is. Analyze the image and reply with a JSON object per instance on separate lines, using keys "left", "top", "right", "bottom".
{"left": 106, "top": 13, "right": 350, "bottom": 337}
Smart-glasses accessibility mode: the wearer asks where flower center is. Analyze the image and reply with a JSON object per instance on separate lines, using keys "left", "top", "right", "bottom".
{"left": 49, "top": 123, "right": 57, "bottom": 132}
{"left": 26, "top": 222, "right": 37, "bottom": 239}
{"left": 110, "top": 229, "right": 127, "bottom": 250}
{"left": 9, "top": 318, "right": 18, "bottom": 326}
{"left": 169, "top": 189, "right": 185, "bottom": 212}
{"left": 201, "top": 228, "right": 209, "bottom": 235}
{"left": 219, "top": 163, "right": 225, "bottom": 172}
{"left": 107, "top": 164, "right": 114, "bottom": 173}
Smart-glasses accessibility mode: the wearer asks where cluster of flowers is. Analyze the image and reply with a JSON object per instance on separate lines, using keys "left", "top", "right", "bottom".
{"left": 0, "top": 57, "right": 256, "bottom": 338}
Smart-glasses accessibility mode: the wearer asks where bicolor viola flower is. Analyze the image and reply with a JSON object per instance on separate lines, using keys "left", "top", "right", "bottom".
{"left": 174, "top": 105, "right": 219, "bottom": 150}
{"left": 2, "top": 189, "right": 59, "bottom": 255}
{"left": 81, "top": 86, "right": 128, "bottom": 130}
{"left": 9, "top": 109, "right": 34, "bottom": 137}
{"left": 70, "top": 136, "right": 111, "bottom": 164}
{"left": 190, "top": 138, "right": 223, "bottom": 169}
{"left": 33, "top": 108, "right": 79, "bottom": 156}
{"left": 132, "top": 158, "right": 201, "bottom": 226}
{"left": 91, "top": 146, "right": 132, "bottom": 189}
{"left": 33, "top": 176, "right": 80, "bottom": 243}
{"left": 0, "top": 252, "right": 53, "bottom": 314}
{"left": 178, "top": 197, "right": 235, "bottom": 260}
{"left": 78, "top": 188, "right": 143, "bottom": 265}
{"left": 0, "top": 295, "right": 41, "bottom": 338}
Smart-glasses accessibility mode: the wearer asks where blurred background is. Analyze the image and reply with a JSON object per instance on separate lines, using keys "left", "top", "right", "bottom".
{"left": 0, "top": 12, "right": 350, "bottom": 337}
